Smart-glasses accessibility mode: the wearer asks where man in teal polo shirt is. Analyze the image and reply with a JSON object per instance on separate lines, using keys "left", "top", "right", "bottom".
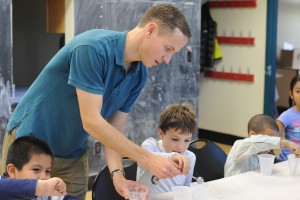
{"left": 1, "top": 4, "right": 192, "bottom": 200}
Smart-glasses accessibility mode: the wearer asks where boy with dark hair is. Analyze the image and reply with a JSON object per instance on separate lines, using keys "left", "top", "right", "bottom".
{"left": 0, "top": 136, "right": 77, "bottom": 200}
{"left": 225, "top": 114, "right": 300, "bottom": 177}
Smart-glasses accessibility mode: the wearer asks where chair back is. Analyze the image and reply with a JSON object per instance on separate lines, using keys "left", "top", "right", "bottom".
{"left": 188, "top": 138, "right": 227, "bottom": 182}
{"left": 92, "top": 158, "right": 137, "bottom": 200}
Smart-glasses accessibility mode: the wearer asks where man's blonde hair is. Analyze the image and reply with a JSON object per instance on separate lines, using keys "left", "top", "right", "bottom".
{"left": 138, "top": 4, "right": 191, "bottom": 38}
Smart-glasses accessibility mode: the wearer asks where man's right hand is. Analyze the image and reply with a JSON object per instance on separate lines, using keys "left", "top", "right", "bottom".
{"left": 145, "top": 154, "right": 181, "bottom": 179}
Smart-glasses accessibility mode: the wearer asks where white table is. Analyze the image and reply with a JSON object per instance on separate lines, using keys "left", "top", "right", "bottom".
{"left": 152, "top": 161, "right": 300, "bottom": 200}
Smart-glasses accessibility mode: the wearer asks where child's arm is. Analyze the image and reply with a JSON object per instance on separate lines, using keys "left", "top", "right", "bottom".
{"left": 276, "top": 120, "right": 286, "bottom": 139}
{"left": 183, "top": 152, "right": 196, "bottom": 186}
{"left": 141, "top": 138, "right": 175, "bottom": 157}
{"left": 230, "top": 135, "right": 280, "bottom": 164}
{"left": 0, "top": 179, "right": 38, "bottom": 199}
{"left": 280, "top": 139, "right": 300, "bottom": 157}
{"left": 0, "top": 177, "right": 67, "bottom": 199}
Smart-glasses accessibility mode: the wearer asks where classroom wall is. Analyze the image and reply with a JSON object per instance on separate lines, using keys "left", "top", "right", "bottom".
{"left": 277, "top": 0, "right": 300, "bottom": 61}
{"left": 198, "top": 1, "right": 267, "bottom": 138}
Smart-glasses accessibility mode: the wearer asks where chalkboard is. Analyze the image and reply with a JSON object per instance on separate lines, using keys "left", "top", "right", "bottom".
{"left": 0, "top": 0, "right": 12, "bottom": 159}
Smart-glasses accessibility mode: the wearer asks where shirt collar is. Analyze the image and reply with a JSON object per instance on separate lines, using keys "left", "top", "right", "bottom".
{"left": 115, "top": 31, "right": 142, "bottom": 74}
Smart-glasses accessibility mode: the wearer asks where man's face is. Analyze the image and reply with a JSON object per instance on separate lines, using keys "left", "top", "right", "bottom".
{"left": 140, "top": 25, "right": 189, "bottom": 68}
{"left": 158, "top": 127, "right": 192, "bottom": 154}
{"left": 11, "top": 153, "right": 52, "bottom": 180}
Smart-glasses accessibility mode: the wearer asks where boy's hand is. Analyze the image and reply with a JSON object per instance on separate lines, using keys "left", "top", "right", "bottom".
{"left": 36, "top": 177, "right": 67, "bottom": 197}
{"left": 171, "top": 154, "right": 191, "bottom": 175}
{"left": 284, "top": 140, "right": 300, "bottom": 157}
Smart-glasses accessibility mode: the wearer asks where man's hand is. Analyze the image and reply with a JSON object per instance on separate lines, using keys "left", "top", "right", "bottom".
{"left": 144, "top": 154, "right": 182, "bottom": 179}
{"left": 171, "top": 154, "right": 191, "bottom": 175}
{"left": 112, "top": 175, "right": 149, "bottom": 199}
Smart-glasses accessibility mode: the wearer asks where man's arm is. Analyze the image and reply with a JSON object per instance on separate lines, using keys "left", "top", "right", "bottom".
{"left": 105, "top": 111, "right": 131, "bottom": 198}
{"left": 76, "top": 89, "right": 180, "bottom": 178}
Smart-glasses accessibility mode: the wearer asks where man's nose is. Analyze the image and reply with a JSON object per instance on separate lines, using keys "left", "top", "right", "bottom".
{"left": 162, "top": 54, "right": 172, "bottom": 64}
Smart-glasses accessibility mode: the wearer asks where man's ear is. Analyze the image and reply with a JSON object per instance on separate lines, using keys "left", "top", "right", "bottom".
{"left": 158, "top": 128, "right": 164, "bottom": 139}
{"left": 145, "top": 22, "right": 157, "bottom": 36}
{"left": 6, "top": 163, "right": 17, "bottom": 178}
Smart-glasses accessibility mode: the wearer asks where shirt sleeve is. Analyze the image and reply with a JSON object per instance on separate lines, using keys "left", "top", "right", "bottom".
{"left": 230, "top": 135, "right": 280, "bottom": 164}
{"left": 184, "top": 151, "right": 196, "bottom": 186}
{"left": 141, "top": 138, "right": 178, "bottom": 158}
{"left": 63, "top": 194, "right": 80, "bottom": 200}
{"left": 0, "top": 179, "right": 37, "bottom": 199}
{"left": 68, "top": 45, "right": 105, "bottom": 95}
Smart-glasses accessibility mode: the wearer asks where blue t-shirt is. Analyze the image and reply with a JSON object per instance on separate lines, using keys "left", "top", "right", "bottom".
{"left": 7, "top": 29, "right": 148, "bottom": 158}
{"left": 277, "top": 107, "right": 300, "bottom": 161}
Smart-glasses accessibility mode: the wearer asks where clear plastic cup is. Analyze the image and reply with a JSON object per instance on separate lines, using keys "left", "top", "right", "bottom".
{"left": 128, "top": 186, "right": 147, "bottom": 200}
{"left": 172, "top": 186, "right": 193, "bottom": 200}
{"left": 258, "top": 154, "right": 275, "bottom": 175}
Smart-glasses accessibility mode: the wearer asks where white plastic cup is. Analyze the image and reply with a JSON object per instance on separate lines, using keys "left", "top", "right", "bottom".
{"left": 258, "top": 154, "right": 275, "bottom": 175}
{"left": 288, "top": 154, "right": 296, "bottom": 175}
{"left": 295, "top": 158, "right": 300, "bottom": 175}
{"left": 128, "top": 186, "right": 147, "bottom": 200}
{"left": 288, "top": 154, "right": 300, "bottom": 176}
{"left": 172, "top": 186, "right": 193, "bottom": 200}
{"left": 190, "top": 182, "right": 209, "bottom": 200}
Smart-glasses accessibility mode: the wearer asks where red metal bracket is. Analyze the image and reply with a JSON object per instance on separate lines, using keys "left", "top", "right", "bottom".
{"left": 210, "top": 0, "right": 257, "bottom": 8}
{"left": 217, "top": 36, "right": 254, "bottom": 45}
{"left": 204, "top": 70, "right": 254, "bottom": 82}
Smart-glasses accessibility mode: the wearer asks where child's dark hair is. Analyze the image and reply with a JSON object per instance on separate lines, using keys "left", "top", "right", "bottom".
{"left": 6, "top": 136, "right": 54, "bottom": 171}
{"left": 289, "top": 75, "right": 300, "bottom": 107}
{"left": 159, "top": 103, "right": 196, "bottom": 134}
{"left": 247, "top": 114, "right": 279, "bottom": 133}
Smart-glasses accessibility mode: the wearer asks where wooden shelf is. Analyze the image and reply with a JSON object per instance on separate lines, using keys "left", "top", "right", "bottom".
{"left": 217, "top": 36, "right": 254, "bottom": 45}
{"left": 46, "top": 0, "right": 65, "bottom": 33}
{"left": 210, "top": 0, "right": 257, "bottom": 8}
{"left": 204, "top": 70, "right": 254, "bottom": 82}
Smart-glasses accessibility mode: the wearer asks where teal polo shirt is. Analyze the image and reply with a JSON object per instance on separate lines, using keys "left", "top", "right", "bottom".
{"left": 7, "top": 29, "right": 148, "bottom": 158}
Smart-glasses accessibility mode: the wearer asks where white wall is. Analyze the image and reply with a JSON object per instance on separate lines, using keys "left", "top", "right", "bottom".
{"left": 198, "top": 1, "right": 267, "bottom": 137}
{"left": 65, "top": 0, "right": 74, "bottom": 43}
{"left": 277, "top": 0, "right": 300, "bottom": 62}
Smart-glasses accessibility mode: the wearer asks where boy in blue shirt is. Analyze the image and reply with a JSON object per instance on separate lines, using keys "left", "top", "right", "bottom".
{"left": 1, "top": 136, "right": 77, "bottom": 200}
